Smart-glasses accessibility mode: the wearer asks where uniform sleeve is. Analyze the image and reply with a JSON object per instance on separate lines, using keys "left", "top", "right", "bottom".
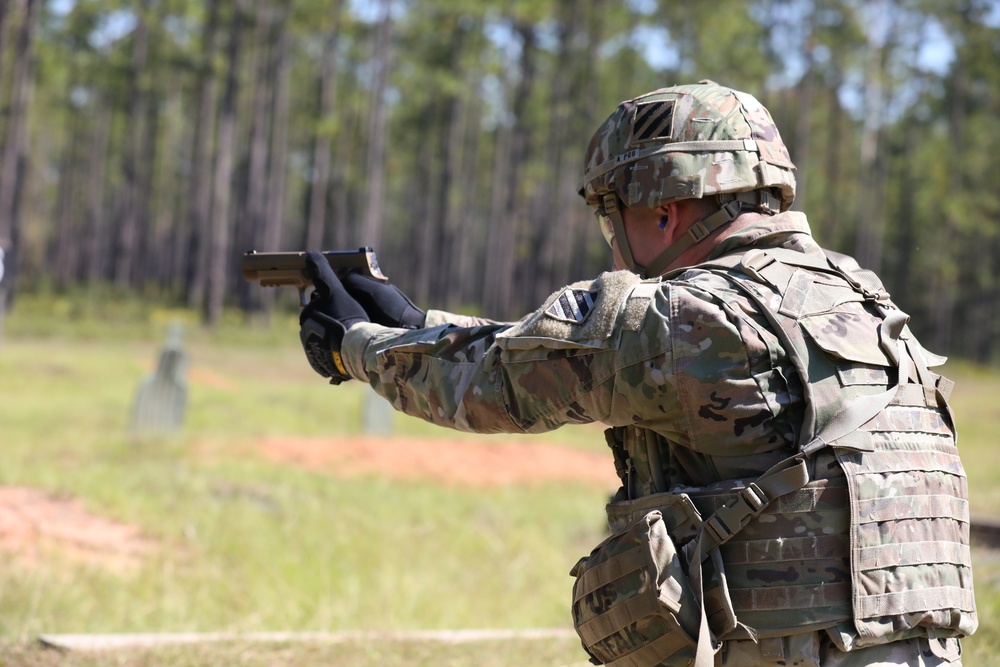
{"left": 423, "top": 309, "right": 516, "bottom": 328}
{"left": 340, "top": 272, "right": 685, "bottom": 435}
{"left": 340, "top": 320, "right": 518, "bottom": 433}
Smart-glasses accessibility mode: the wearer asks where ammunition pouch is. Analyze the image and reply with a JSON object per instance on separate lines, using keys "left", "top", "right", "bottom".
{"left": 571, "top": 489, "right": 752, "bottom": 667}
{"left": 569, "top": 509, "right": 703, "bottom": 667}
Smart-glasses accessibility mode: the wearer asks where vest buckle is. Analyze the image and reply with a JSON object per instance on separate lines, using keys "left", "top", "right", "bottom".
{"left": 739, "top": 483, "right": 768, "bottom": 514}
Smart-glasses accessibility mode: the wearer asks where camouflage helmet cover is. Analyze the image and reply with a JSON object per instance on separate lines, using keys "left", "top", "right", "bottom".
{"left": 580, "top": 81, "right": 796, "bottom": 212}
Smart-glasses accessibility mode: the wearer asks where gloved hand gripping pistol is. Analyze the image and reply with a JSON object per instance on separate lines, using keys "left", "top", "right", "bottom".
{"left": 242, "top": 246, "right": 426, "bottom": 383}
{"left": 241, "top": 247, "right": 388, "bottom": 306}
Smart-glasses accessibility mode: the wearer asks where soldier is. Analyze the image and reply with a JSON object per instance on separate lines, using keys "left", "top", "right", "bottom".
{"left": 297, "top": 81, "right": 976, "bottom": 666}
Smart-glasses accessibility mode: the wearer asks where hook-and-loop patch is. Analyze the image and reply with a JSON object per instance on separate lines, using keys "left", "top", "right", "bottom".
{"left": 545, "top": 288, "right": 596, "bottom": 324}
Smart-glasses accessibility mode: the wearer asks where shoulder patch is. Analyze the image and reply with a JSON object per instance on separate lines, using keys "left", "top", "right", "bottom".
{"left": 496, "top": 271, "right": 640, "bottom": 351}
{"left": 545, "top": 288, "right": 596, "bottom": 324}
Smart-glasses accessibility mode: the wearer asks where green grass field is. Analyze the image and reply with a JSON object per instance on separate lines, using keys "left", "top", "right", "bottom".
{"left": 0, "top": 293, "right": 997, "bottom": 665}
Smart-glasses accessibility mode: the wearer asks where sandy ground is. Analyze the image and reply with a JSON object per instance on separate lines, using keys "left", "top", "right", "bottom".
{"left": 0, "top": 487, "right": 156, "bottom": 570}
{"left": 0, "top": 436, "right": 615, "bottom": 568}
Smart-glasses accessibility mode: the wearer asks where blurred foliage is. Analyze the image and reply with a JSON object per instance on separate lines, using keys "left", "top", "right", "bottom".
{"left": 0, "top": 0, "right": 996, "bottom": 359}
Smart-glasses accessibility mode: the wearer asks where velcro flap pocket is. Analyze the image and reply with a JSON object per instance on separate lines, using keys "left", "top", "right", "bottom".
{"left": 605, "top": 491, "right": 703, "bottom": 542}
{"left": 801, "top": 302, "right": 892, "bottom": 386}
{"left": 570, "top": 511, "right": 700, "bottom": 667}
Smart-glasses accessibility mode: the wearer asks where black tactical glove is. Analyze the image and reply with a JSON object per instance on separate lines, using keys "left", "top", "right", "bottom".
{"left": 299, "top": 251, "right": 369, "bottom": 384}
{"left": 341, "top": 272, "right": 426, "bottom": 329}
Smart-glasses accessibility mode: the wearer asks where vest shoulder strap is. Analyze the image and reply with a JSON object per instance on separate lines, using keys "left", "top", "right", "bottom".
{"left": 683, "top": 246, "right": 910, "bottom": 558}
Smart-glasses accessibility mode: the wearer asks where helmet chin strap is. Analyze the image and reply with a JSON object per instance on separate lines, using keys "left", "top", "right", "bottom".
{"left": 602, "top": 193, "right": 643, "bottom": 275}
{"left": 608, "top": 189, "right": 780, "bottom": 279}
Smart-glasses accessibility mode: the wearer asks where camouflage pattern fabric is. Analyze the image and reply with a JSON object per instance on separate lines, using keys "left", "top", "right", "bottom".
{"left": 423, "top": 309, "right": 512, "bottom": 329}
{"left": 672, "top": 459, "right": 853, "bottom": 639}
{"left": 720, "top": 633, "right": 961, "bottom": 665}
{"left": 579, "top": 81, "right": 796, "bottom": 212}
{"left": 834, "top": 402, "right": 975, "bottom": 647}
{"left": 569, "top": 510, "right": 700, "bottom": 666}
{"left": 341, "top": 213, "right": 813, "bottom": 464}
{"left": 339, "top": 209, "right": 975, "bottom": 659}
{"left": 689, "top": 244, "right": 976, "bottom": 648}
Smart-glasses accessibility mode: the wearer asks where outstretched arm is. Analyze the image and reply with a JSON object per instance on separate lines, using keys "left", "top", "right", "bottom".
{"left": 339, "top": 272, "right": 680, "bottom": 436}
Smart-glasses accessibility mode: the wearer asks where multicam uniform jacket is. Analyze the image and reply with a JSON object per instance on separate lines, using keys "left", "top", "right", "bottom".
{"left": 343, "top": 215, "right": 810, "bottom": 475}
{"left": 339, "top": 211, "right": 975, "bottom": 653}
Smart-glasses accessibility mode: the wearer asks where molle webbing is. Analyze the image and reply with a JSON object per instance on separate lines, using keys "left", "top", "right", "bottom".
{"left": 695, "top": 247, "right": 976, "bottom": 645}
{"left": 605, "top": 471, "right": 854, "bottom": 639}
{"left": 839, "top": 401, "right": 976, "bottom": 644}
{"left": 570, "top": 511, "right": 700, "bottom": 667}
{"left": 693, "top": 475, "right": 852, "bottom": 636}
{"left": 592, "top": 245, "right": 975, "bottom": 651}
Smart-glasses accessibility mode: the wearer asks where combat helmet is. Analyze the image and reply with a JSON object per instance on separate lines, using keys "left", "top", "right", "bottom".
{"left": 580, "top": 81, "right": 796, "bottom": 277}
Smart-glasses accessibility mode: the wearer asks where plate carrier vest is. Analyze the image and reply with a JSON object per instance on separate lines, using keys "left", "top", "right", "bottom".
{"left": 572, "top": 246, "right": 976, "bottom": 666}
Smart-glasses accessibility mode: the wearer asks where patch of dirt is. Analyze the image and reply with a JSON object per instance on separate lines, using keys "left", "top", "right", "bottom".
{"left": 0, "top": 487, "right": 155, "bottom": 571}
{"left": 0, "top": 438, "right": 614, "bottom": 571}
{"left": 258, "top": 436, "right": 620, "bottom": 488}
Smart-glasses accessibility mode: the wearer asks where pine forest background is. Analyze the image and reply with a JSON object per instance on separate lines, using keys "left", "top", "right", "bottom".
{"left": 0, "top": 0, "right": 998, "bottom": 362}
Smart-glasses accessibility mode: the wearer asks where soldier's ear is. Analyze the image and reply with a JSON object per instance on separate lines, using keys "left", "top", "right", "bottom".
{"left": 657, "top": 205, "right": 672, "bottom": 231}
